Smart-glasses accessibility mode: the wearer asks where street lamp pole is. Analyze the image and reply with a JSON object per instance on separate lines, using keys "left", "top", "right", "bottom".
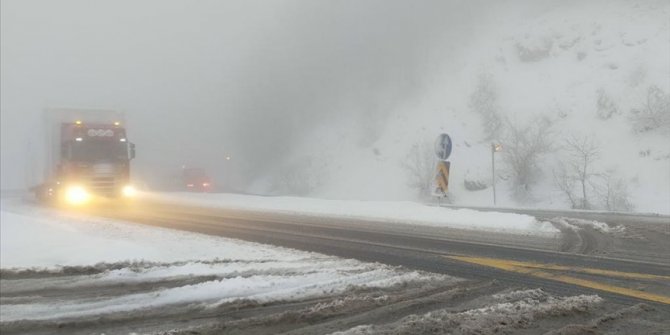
{"left": 491, "top": 143, "right": 501, "bottom": 206}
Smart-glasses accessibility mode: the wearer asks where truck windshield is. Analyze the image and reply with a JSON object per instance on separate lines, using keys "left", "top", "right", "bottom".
{"left": 70, "top": 141, "right": 128, "bottom": 161}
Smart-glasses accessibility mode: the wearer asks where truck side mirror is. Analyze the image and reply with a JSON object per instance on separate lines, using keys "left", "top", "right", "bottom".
{"left": 129, "top": 142, "right": 136, "bottom": 159}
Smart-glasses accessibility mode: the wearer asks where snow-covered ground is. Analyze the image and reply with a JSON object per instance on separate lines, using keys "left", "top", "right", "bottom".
{"left": 0, "top": 198, "right": 454, "bottom": 322}
{"left": 145, "top": 192, "right": 559, "bottom": 236}
{"left": 330, "top": 289, "right": 603, "bottom": 335}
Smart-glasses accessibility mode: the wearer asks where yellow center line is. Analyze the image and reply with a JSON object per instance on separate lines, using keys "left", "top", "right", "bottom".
{"left": 446, "top": 255, "right": 670, "bottom": 305}
{"left": 454, "top": 256, "right": 670, "bottom": 281}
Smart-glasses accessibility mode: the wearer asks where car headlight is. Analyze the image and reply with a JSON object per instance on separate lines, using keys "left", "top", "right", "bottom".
{"left": 65, "top": 185, "right": 90, "bottom": 205}
{"left": 122, "top": 185, "right": 137, "bottom": 197}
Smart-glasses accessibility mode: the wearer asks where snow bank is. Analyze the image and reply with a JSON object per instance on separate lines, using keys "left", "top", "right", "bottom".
{"left": 553, "top": 217, "right": 627, "bottom": 234}
{"left": 146, "top": 192, "right": 559, "bottom": 236}
{"left": 331, "top": 289, "right": 603, "bottom": 335}
{"left": 0, "top": 203, "right": 290, "bottom": 268}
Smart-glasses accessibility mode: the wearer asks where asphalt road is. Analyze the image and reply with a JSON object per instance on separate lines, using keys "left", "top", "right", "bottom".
{"left": 439, "top": 203, "right": 670, "bottom": 227}
{"left": 85, "top": 199, "right": 670, "bottom": 310}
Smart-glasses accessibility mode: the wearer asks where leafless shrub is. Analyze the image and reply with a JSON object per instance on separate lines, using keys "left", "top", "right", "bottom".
{"left": 469, "top": 74, "right": 502, "bottom": 140}
{"left": 402, "top": 141, "right": 437, "bottom": 199}
{"left": 502, "top": 116, "right": 553, "bottom": 201}
{"left": 595, "top": 174, "right": 634, "bottom": 212}
{"left": 463, "top": 167, "right": 489, "bottom": 191}
{"left": 596, "top": 89, "right": 619, "bottom": 120}
{"left": 464, "top": 178, "right": 488, "bottom": 191}
{"left": 629, "top": 85, "right": 670, "bottom": 135}
{"left": 515, "top": 37, "right": 553, "bottom": 62}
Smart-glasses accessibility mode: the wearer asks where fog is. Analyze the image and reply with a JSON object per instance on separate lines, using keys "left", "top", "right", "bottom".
{"left": 3, "top": 0, "right": 667, "bottom": 213}
{"left": 1, "top": 0, "right": 489, "bottom": 190}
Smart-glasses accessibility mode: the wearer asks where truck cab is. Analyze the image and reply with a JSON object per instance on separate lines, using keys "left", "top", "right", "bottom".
{"left": 35, "top": 110, "right": 137, "bottom": 204}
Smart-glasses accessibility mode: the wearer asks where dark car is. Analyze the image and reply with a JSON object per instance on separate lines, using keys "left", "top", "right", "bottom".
{"left": 181, "top": 168, "right": 213, "bottom": 192}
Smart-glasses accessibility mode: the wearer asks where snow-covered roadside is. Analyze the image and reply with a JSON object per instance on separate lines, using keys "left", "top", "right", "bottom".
{"left": 0, "top": 199, "right": 455, "bottom": 322}
{"left": 551, "top": 217, "right": 627, "bottom": 235}
{"left": 145, "top": 192, "right": 559, "bottom": 236}
{"left": 330, "top": 289, "right": 603, "bottom": 335}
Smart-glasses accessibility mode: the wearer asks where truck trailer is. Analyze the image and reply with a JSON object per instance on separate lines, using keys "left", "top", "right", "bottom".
{"left": 33, "top": 108, "right": 137, "bottom": 204}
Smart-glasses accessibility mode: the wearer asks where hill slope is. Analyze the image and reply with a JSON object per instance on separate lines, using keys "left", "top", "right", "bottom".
{"left": 251, "top": 0, "right": 669, "bottom": 214}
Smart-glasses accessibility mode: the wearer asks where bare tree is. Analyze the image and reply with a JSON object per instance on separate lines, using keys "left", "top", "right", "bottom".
{"left": 554, "top": 135, "right": 632, "bottom": 211}
{"left": 553, "top": 162, "right": 579, "bottom": 209}
{"left": 402, "top": 141, "right": 437, "bottom": 199}
{"left": 502, "top": 116, "right": 553, "bottom": 201}
{"left": 470, "top": 73, "right": 502, "bottom": 140}
{"left": 596, "top": 173, "right": 634, "bottom": 212}
{"left": 563, "top": 134, "right": 600, "bottom": 209}
{"left": 630, "top": 85, "right": 670, "bottom": 136}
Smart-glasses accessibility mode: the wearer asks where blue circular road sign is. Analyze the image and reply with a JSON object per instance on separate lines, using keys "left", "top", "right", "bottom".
{"left": 435, "top": 133, "right": 452, "bottom": 160}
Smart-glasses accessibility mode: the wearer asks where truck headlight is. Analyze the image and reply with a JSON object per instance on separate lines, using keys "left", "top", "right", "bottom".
{"left": 65, "top": 185, "right": 90, "bottom": 205}
{"left": 122, "top": 185, "right": 137, "bottom": 197}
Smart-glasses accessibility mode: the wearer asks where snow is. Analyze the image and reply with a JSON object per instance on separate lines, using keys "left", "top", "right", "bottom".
{"left": 330, "top": 289, "right": 603, "bottom": 335}
{"left": 4, "top": 270, "right": 434, "bottom": 322}
{"left": 145, "top": 192, "right": 559, "bottom": 236}
{"left": 0, "top": 198, "right": 454, "bottom": 322}
{"left": 0, "top": 203, "right": 285, "bottom": 268}
{"left": 553, "top": 217, "right": 626, "bottom": 234}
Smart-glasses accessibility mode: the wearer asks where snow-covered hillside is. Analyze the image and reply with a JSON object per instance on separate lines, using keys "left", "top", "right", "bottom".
{"left": 254, "top": 0, "right": 670, "bottom": 214}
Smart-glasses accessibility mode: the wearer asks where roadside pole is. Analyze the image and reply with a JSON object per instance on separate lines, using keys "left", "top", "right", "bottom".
{"left": 491, "top": 144, "right": 496, "bottom": 206}
{"left": 491, "top": 143, "right": 502, "bottom": 206}
{"left": 434, "top": 133, "right": 453, "bottom": 202}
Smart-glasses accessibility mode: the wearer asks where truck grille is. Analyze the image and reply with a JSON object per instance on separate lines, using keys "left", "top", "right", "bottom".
{"left": 88, "top": 163, "right": 118, "bottom": 196}
{"left": 89, "top": 176, "right": 117, "bottom": 196}
{"left": 93, "top": 163, "right": 115, "bottom": 174}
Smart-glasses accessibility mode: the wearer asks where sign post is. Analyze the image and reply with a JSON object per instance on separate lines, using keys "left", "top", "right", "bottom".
{"left": 434, "top": 133, "right": 452, "bottom": 198}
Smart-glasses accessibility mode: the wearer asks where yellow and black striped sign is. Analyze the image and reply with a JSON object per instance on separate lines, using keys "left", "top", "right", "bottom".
{"left": 436, "top": 161, "right": 450, "bottom": 194}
